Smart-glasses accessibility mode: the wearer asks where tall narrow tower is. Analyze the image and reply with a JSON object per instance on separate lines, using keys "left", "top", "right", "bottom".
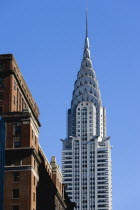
{"left": 62, "top": 12, "right": 112, "bottom": 210}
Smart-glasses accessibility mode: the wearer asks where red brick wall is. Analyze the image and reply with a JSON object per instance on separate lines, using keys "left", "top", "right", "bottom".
{"left": 4, "top": 171, "right": 32, "bottom": 210}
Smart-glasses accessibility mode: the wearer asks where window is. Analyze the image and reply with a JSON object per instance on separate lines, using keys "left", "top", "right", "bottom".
{"left": 13, "top": 172, "right": 20, "bottom": 182}
{"left": 0, "top": 92, "right": 3, "bottom": 100}
{"left": 14, "top": 96, "right": 16, "bottom": 105}
{"left": 35, "top": 136, "right": 36, "bottom": 145}
{"left": 12, "top": 189, "right": 19, "bottom": 199}
{"left": 33, "top": 192, "right": 35, "bottom": 202}
{"left": 0, "top": 78, "right": 3, "bottom": 86}
{"left": 34, "top": 160, "right": 36, "bottom": 169}
{"left": 0, "top": 63, "right": 3, "bottom": 71}
{"left": 14, "top": 160, "right": 22, "bottom": 166}
{"left": 14, "top": 125, "right": 21, "bottom": 136}
{"left": 12, "top": 206, "right": 19, "bottom": 210}
{"left": 32, "top": 130, "right": 34, "bottom": 139}
{"left": 14, "top": 140, "right": 21, "bottom": 148}
{"left": 34, "top": 176, "right": 35, "bottom": 186}
{"left": 14, "top": 81, "right": 16, "bottom": 90}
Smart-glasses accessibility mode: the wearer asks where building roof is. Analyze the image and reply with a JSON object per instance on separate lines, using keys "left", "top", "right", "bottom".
{"left": 71, "top": 14, "right": 102, "bottom": 109}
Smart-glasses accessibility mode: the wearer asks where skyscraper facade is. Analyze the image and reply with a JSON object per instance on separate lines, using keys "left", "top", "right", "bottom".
{"left": 62, "top": 15, "right": 112, "bottom": 210}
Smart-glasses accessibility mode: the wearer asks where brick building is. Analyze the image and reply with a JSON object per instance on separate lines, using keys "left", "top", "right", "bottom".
{"left": 0, "top": 54, "right": 75, "bottom": 210}
{"left": 0, "top": 117, "right": 6, "bottom": 210}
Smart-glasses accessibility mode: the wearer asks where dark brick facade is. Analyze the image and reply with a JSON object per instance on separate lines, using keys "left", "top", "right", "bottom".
{"left": 0, "top": 118, "right": 5, "bottom": 210}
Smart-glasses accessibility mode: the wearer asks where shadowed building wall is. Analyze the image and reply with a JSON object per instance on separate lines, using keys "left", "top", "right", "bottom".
{"left": 0, "top": 117, "right": 6, "bottom": 210}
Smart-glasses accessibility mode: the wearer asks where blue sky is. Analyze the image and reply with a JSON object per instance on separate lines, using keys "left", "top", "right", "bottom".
{"left": 1, "top": 0, "right": 140, "bottom": 209}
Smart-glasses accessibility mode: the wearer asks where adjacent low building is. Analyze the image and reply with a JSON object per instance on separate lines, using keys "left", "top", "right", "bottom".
{"left": 0, "top": 54, "right": 75, "bottom": 210}
{"left": 0, "top": 117, "right": 6, "bottom": 210}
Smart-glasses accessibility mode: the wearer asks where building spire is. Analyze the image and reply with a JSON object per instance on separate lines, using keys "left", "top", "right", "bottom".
{"left": 85, "top": 4, "right": 89, "bottom": 49}
{"left": 71, "top": 4, "right": 102, "bottom": 108}
{"left": 86, "top": 7, "right": 88, "bottom": 38}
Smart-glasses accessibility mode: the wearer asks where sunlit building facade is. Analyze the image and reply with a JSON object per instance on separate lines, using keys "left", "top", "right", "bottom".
{"left": 62, "top": 16, "right": 112, "bottom": 210}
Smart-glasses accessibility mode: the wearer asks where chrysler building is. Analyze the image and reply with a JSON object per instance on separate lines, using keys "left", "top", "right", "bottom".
{"left": 62, "top": 12, "right": 112, "bottom": 210}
